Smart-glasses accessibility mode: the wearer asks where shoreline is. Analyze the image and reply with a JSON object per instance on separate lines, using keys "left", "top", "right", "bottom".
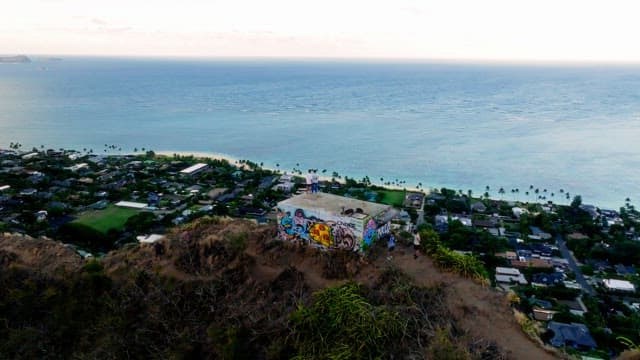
{"left": 155, "top": 150, "right": 420, "bottom": 194}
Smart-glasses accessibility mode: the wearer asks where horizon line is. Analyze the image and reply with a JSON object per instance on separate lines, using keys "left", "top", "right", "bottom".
{"left": 13, "top": 52, "right": 640, "bottom": 67}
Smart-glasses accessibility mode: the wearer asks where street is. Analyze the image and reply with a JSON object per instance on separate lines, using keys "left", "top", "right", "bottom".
{"left": 556, "top": 233, "right": 595, "bottom": 296}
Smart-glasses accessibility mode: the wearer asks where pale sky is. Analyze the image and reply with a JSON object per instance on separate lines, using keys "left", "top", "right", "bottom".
{"left": 2, "top": 0, "right": 640, "bottom": 62}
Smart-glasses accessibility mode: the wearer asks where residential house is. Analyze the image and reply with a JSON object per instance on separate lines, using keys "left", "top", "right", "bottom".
{"left": 532, "top": 272, "right": 564, "bottom": 287}
{"left": 558, "top": 298, "right": 588, "bottom": 316}
{"left": 180, "top": 163, "right": 208, "bottom": 176}
{"left": 529, "top": 226, "right": 552, "bottom": 241}
{"left": 512, "top": 207, "right": 528, "bottom": 219}
{"left": 547, "top": 322, "right": 597, "bottom": 351}
{"left": 603, "top": 279, "right": 636, "bottom": 292}
{"left": 495, "top": 251, "right": 517, "bottom": 260}
{"left": 470, "top": 201, "right": 487, "bottom": 213}
{"left": 495, "top": 267, "right": 528, "bottom": 285}
{"left": 533, "top": 307, "right": 556, "bottom": 321}
{"left": 404, "top": 192, "right": 424, "bottom": 208}
{"left": 511, "top": 258, "right": 553, "bottom": 269}
{"left": 615, "top": 264, "right": 637, "bottom": 276}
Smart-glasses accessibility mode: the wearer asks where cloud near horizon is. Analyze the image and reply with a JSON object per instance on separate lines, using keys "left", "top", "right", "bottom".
{"left": 2, "top": 0, "right": 640, "bottom": 62}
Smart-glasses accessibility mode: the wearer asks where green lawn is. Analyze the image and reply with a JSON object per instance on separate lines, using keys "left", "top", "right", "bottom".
{"left": 72, "top": 205, "right": 140, "bottom": 234}
{"left": 377, "top": 190, "right": 406, "bottom": 207}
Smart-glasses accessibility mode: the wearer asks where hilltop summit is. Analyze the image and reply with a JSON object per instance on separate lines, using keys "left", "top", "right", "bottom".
{"left": 0, "top": 218, "right": 556, "bottom": 359}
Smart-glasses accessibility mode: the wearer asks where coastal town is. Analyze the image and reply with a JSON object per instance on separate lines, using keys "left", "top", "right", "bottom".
{"left": 1, "top": 145, "right": 640, "bottom": 358}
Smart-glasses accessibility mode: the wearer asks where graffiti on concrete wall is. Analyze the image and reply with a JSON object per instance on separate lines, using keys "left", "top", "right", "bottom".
{"left": 362, "top": 219, "right": 377, "bottom": 248}
{"left": 308, "top": 222, "right": 332, "bottom": 247}
{"left": 277, "top": 207, "right": 371, "bottom": 251}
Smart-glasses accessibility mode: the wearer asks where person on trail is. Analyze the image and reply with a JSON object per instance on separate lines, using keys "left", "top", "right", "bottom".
{"left": 387, "top": 233, "right": 396, "bottom": 252}
{"left": 311, "top": 169, "right": 319, "bottom": 193}
{"left": 306, "top": 170, "right": 313, "bottom": 193}
{"left": 413, "top": 230, "right": 421, "bottom": 259}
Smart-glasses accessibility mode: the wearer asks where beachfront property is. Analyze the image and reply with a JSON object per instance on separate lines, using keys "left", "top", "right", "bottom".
{"left": 180, "top": 163, "right": 208, "bottom": 176}
{"left": 276, "top": 192, "right": 394, "bottom": 252}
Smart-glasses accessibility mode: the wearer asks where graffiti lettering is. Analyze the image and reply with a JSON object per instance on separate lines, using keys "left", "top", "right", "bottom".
{"left": 376, "top": 222, "right": 391, "bottom": 238}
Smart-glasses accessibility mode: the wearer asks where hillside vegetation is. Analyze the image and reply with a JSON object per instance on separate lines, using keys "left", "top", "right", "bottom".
{"left": 0, "top": 218, "right": 554, "bottom": 359}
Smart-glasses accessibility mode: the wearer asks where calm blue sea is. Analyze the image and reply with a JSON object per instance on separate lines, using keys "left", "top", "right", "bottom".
{"left": 1, "top": 57, "right": 640, "bottom": 208}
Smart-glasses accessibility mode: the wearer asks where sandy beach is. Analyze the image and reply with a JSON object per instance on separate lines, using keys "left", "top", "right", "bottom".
{"left": 155, "top": 150, "right": 425, "bottom": 194}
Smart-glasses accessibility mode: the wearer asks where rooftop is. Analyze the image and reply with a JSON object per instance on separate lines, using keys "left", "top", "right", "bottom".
{"left": 136, "top": 234, "right": 165, "bottom": 244}
{"left": 603, "top": 278, "right": 636, "bottom": 292}
{"left": 495, "top": 267, "right": 522, "bottom": 276}
{"left": 277, "top": 192, "right": 391, "bottom": 218}
{"left": 115, "top": 201, "right": 148, "bottom": 209}
{"left": 180, "top": 163, "right": 208, "bottom": 174}
{"left": 548, "top": 321, "right": 597, "bottom": 350}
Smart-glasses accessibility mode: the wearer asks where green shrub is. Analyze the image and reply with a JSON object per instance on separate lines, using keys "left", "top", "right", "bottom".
{"left": 289, "top": 283, "right": 404, "bottom": 359}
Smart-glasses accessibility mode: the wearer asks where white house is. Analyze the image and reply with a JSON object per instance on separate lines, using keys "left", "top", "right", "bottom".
{"left": 180, "top": 163, "right": 208, "bottom": 176}
{"left": 603, "top": 279, "right": 635, "bottom": 292}
{"left": 136, "top": 234, "right": 165, "bottom": 244}
{"left": 512, "top": 207, "right": 528, "bottom": 219}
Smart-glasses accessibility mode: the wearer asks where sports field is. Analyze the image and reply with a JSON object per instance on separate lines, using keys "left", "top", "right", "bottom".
{"left": 377, "top": 190, "right": 406, "bottom": 207}
{"left": 72, "top": 205, "right": 139, "bottom": 234}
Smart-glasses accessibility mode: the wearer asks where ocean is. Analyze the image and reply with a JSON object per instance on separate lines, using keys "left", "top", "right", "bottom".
{"left": 1, "top": 57, "right": 640, "bottom": 208}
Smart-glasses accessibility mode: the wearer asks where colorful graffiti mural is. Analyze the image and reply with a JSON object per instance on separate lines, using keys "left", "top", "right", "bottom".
{"left": 308, "top": 222, "right": 332, "bottom": 247}
{"left": 277, "top": 207, "right": 384, "bottom": 252}
{"left": 332, "top": 223, "right": 356, "bottom": 250}
{"left": 362, "top": 219, "right": 377, "bottom": 248}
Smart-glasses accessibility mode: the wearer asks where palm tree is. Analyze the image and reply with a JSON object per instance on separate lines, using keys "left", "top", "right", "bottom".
{"left": 498, "top": 187, "right": 505, "bottom": 200}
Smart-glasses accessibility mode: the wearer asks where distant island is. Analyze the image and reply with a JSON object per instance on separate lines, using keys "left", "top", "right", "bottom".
{"left": 0, "top": 55, "right": 31, "bottom": 63}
